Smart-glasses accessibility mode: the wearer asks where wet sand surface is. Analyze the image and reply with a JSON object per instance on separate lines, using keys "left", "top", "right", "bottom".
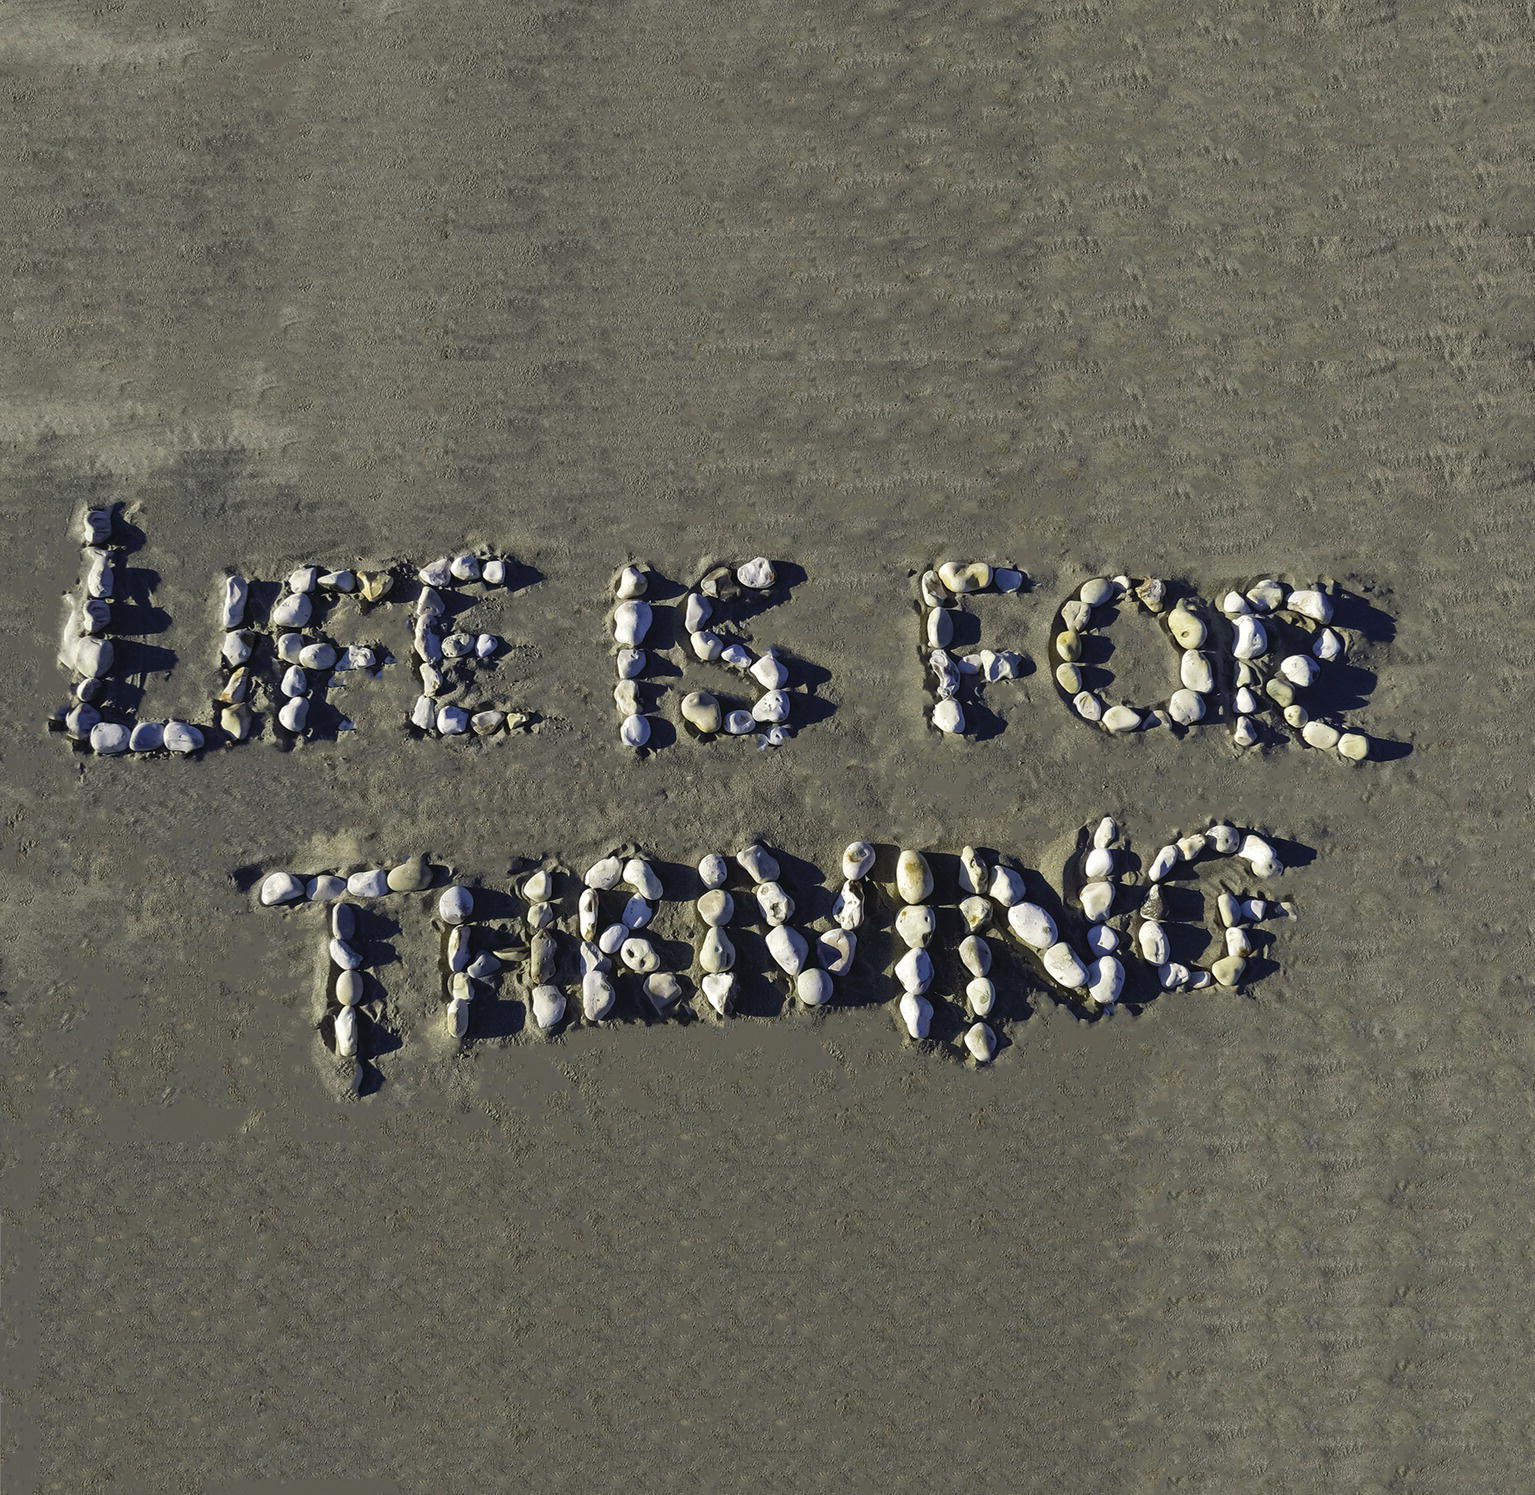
{"left": 3, "top": 4, "right": 1530, "bottom": 1491}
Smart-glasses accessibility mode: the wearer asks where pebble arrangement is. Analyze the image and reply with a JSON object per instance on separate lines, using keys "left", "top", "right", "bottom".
{"left": 259, "top": 823, "right": 1292, "bottom": 1092}
{"left": 1051, "top": 575, "right": 1374, "bottom": 760}
{"left": 917, "top": 561, "right": 1028, "bottom": 736}
{"left": 612, "top": 557, "right": 800, "bottom": 749}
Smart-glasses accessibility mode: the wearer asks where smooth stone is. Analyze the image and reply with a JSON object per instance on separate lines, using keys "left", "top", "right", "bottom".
{"left": 358, "top": 571, "right": 393, "bottom": 602}
{"left": 959, "top": 935, "right": 991, "bottom": 977}
{"left": 83, "top": 507, "right": 113, "bottom": 543}
{"left": 1055, "top": 663, "right": 1083, "bottom": 694}
{"left": 994, "top": 566, "right": 1024, "bottom": 593}
{"left": 957, "top": 846, "right": 987, "bottom": 895}
{"left": 1042, "top": 942, "right": 1088, "bottom": 989}
{"left": 614, "top": 564, "right": 647, "bottom": 599}
{"left": 471, "top": 710, "right": 505, "bottom": 736}
{"left": 221, "top": 631, "right": 253, "bottom": 667}
{"left": 1102, "top": 704, "right": 1141, "bottom": 734}
{"left": 75, "top": 678, "right": 104, "bottom": 705}
{"left": 1147, "top": 845, "right": 1180, "bottom": 882}
{"left": 527, "top": 901, "right": 555, "bottom": 931}
{"left": 613, "top": 679, "right": 640, "bottom": 718}
{"left": 1167, "top": 688, "right": 1205, "bottom": 726}
{"left": 1313, "top": 628, "right": 1342, "bottom": 662}
{"left": 737, "top": 556, "right": 776, "bottom": 589}
{"left": 721, "top": 643, "right": 754, "bottom": 671}
{"left": 1087, "top": 924, "right": 1118, "bottom": 956}
{"left": 1158, "top": 961, "right": 1191, "bottom": 991}
{"left": 697, "top": 889, "right": 734, "bottom": 927}
{"left": 329, "top": 937, "right": 363, "bottom": 971}
{"left": 532, "top": 985, "right": 566, "bottom": 1030}
{"left": 218, "top": 667, "right": 251, "bottom": 705}
{"left": 690, "top": 630, "right": 724, "bottom": 663}
{"left": 681, "top": 691, "right": 722, "bottom": 733}
{"left": 925, "top": 608, "right": 955, "bottom": 649}
{"left": 723, "top": 710, "right": 754, "bottom": 734}
{"left": 616, "top": 648, "right": 645, "bottom": 680}
{"left": 617, "top": 894, "right": 651, "bottom": 930}
{"left": 1167, "top": 603, "right": 1206, "bottom": 649}
{"left": 896, "top": 849, "right": 933, "bottom": 904}
{"left": 817, "top": 930, "right": 856, "bottom": 975}
{"left": 964, "top": 1022, "right": 997, "bottom": 1064}
{"left": 699, "top": 565, "right": 742, "bottom": 601}
{"left": 298, "top": 642, "right": 337, "bottom": 671}
{"left": 967, "top": 977, "right": 997, "bottom": 1017}
{"left": 1138, "top": 920, "right": 1170, "bottom": 964}
{"left": 1279, "top": 653, "right": 1319, "bottom": 687}
{"left": 271, "top": 592, "right": 312, "bottom": 629}
{"left": 751, "top": 690, "right": 790, "bottom": 725}
{"left": 1287, "top": 587, "right": 1332, "bottom": 623}
{"left": 612, "top": 600, "right": 652, "bottom": 646}
{"left": 622, "top": 857, "right": 662, "bottom": 899}
{"left": 447, "top": 926, "right": 472, "bottom": 973}
{"left": 418, "top": 558, "right": 452, "bottom": 587}
{"left": 1302, "top": 720, "right": 1340, "bottom": 750}
{"left": 701, "top": 972, "right": 735, "bottom": 1016}
{"left": 443, "top": 553, "right": 478, "bottom": 584}
{"left": 335, "top": 1006, "right": 360, "bottom": 1058}
{"left": 1055, "top": 628, "right": 1082, "bottom": 662}
{"left": 738, "top": 844, "right": 779, "bottom": 883}
{"left": 620, "top": 936, "right": 660, "bottom": 974}
{"left": 520, "top": 868, "right": 553, "bottom": 903}
{"left": 1089, "top": 956, "right": 1125, "bottom": 1008}
{"left": 287, "top": 566, "right": 320, "bottom": 594}
{"left": 1265, "top": 678, "right": 1296, "bottom": 709}
{"left": 960, "top": 896, "right": 993, "bottom": 933}
{"left": 919, "top": 570, "right": 946, "bottom": 607}
{"left": 1093, "top": 816, "right": 1119, "bottom": 850}
{"left": 311, "top": 875, "right": 347, "bottom": 902}
{"left": 832, "top": 881, "right": 864, "bottom": 930}
{"left": 80, "top": 598, "right": 112, "bottom": 635}
{"left": 1225, "top": 926, "right": 1255, "bottom": 959}
{"left": 585, "top": 854, "right": 622, "bottom": 891}
{"left": 436, "top": 705, "right": 469, "bottom": 735}
{"left": 698, "top": 853, "right": 728, "bottom": 889}
{"left": 162, "top": 721, "right": 203, "bottom": 754}
{"left": 644, "top": 972, "right": 684, "bottom": 1013}
{"left": 1173, "top": 649, "right": 1214, "bottom": 694}
{"left": 386, "top": 854, "right": 433, "bottom": 894}
{"left": 89, "top": 722, "right": 129, "bottom": 755}
{"left": 1234, "top": 687, "right": 1260, "bottom": 715}
{"left": 751, "top": 652, "right": 789, "bottom": 690}
{"left": 1286, "top": 704, "right": 1311, "bottom": 731}
{"left": 766, "top": 924, "right": 809, "bottom": 976}
{"left": 938, "top": 560, "right": 992, "bottom": 594}
{"left": 699, "top": 927, "right": 736, "bottom": 973}
{"left": 1232, "top": 715, "right": 1259, "bottom": 748}
{"left": 796, "top": 969, "right": 834, "bottom": 1007}
{"left": 277, "top": 697, "right": 310, "bottom": 733}
{"left": 1059, "top": 600, "right": 1090, "bottom": 633}
{"left": 336, "top": 970, "right": 364, "bottom": 1006}
{"left": 73, "top": 636, "right": 114, "bottom": 678}
{"left": 932, "top": 699, "right": 965, "bottom": 734}
{"left": 280, "top": 665, "right": 308, "bottom": 698}
{"left": 984, "top": 866, "right": 1022, "bottom": 907}
{"left": 899, "top": 991, "right": 932, "bottom": 1040}
{"left": 219, "top": 574, "right": 248, "bottom": 629}
{"left": 1232, "top": 615, "right": 1268, "bottom": 660}
{"left": 529, "top": 934, "right": 557, "bottom": 984}
{"left": 684, "top": 593, "right": 712, "bottom": 632}
{"left": 620, "top": 713, "right": 651, "bottom": 748}
{"left": 896, "top": 904, "right": 936, "bottom": 948}
{"left": 1212, "top": 955, "right": 1247, "bottom": 988}
{"left": 1073, "top": 691, "right": 1103, "bottom": 723}
{"left": 260, "top": 872, "right": 306, "bottom": 906}
{"left": 124, "top": 719, "right": 160, "bottom": 751}
{"left": 435, "top": 886, "right": 472, "bottom": 925}
{"left": 63, "top": 706, "right": 98, "bottom": 739}
{"left": 838, "top": 842, "right": 874, "bottom": 882}
{"left": 410, "top": 696, "right": 434, "bottom": 730}
{"left": 442, "top": 632, "right": 475, "bottom": 660}
{"left": 895, "top": 947, "right": 933, "bottom": 994}
{"left": 755, "top": 882, "right": 794, "bottom": 926}
{"left": 1336, "top": 731, "right": 1369, "bottom": 761}
{"left": 86, "top": 555, "right": 114, "bottom": 599}
{"left": 1244, "top": 578, "right": 1284, "bottom": 613}
{"left": 582, "top": 971, "right": 616, "bottom": 1021}
{"left": 1083, "top": 847, "right": 1114, "bottom": 880}
{"left": 321, "top": 569, "right": 357, "bottom": 592}
{"left": 1007, "top": 902, "right": 1056, "bottom": 951}
{"left": 1239, "top": 833, "right": 1283, "bottom": 878}
{"left": 1206, "top": 823, "right": 1240, "bottom": 855}
{"left": 1080, "top": 880, "right": 1114, "bottom": 920}
{"left": 220, "top": 704, "right": 252, "bottom": 741}
{"left": 578, "top": 889, "right": 600, "bottom": 940}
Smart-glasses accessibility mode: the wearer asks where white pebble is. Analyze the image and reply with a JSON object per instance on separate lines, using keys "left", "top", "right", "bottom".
{"left": 1007, "top": 903, "right": 1056, "bottom": 951}
{"left": 162, "top": 721, "right": 204, "bottom": 755}
{"left": 1138, "top": 920, "right": 1170, "bottom": 964}
{"left": 436, "top": 705, "right": 469, "bottom": 735}
{"left": 964, "top": 1022, "right": 996, "bottom": 1064}
{"left": 1287, "top": 587, "right": 1332, "bottom": 623}
{"left": 271, "top": 592, "right": 312, "bottom": 629}
{"left": 932, "top": 698, "right": 965, "bottom": 735}
{"left": 220, "top": 575, "right": 248, "bottom": 628}
{"left": 1089, "top": 956, "right": 1124, "bottom": 1008}
{"left": 723, "top": 709, "right": 754, "bottom": 734}
{"left": 1167, "top": 688, "right": 1205, "bottom": 726}
{"left": 702, "top": 973, "right": 735, "bottom": 1016}
{"left": 1042, "top": 942, "right": 1088, "bottom": 989}
{"left": 335, "top": 1006, "right": 360, "bottom": 1058}
{"left": 1312, "top": 628, "right": 1342, "bottom": 662}
{"left": 1147, "top": 845, "right": 1180, "bottom": 882}
{"left": 899, "top": 991, "right": 932, "bottom": 1040}
{"left": 842, "top": 841, "right": 875, "bottom": 880}
{"left": 766, "top": 924, "right": 808, "bottom": 976}
{"left": 347, "top": 868, "right": 389, "bottom": 898}
{"left": 896, "top": 849, "right": 933, "bottom": 903}
{"left": 925, "top": 608, "right": 954, "bottom": 649}
{"left": 698, "top": 853, "right": 728, "bottom": 889}
{"left": 817, "top": 930, "right": 856, "bottom": 975}
{"left": 796, "top": 969, "right": 833, "bottom": 1007}
{"left": 279, "top": 696, "right": 311, "bottom": 734}
{"left": 751, "top": 690, "right": 790, "bottom": 725}
{"left": 532, "top": 985, "right": 566, "bottom": 1030}
{"left": 737, "top": 556, "right": 776, "bottom": 589}
{"left": 582, "top": 971, "right": 616, "bottom": 1022}
{"left": 832, "top": 881, "right": 864, "bottom": 930}
{"left": 260, "top": 872, "right": 306, "bottom": 906}
{"left": 612, "top": 600, "right": 652, "bottom": 647}
{"left": 895, "top": 947, "right": 933, "bottom": 994}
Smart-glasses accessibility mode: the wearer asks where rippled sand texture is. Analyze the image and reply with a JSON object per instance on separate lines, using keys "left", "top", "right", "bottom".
{"left": 3, "top": 4, "right": 1530, "bottom": 1491}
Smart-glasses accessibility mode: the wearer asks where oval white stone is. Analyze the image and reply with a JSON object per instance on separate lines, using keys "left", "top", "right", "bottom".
{"left": 895, "top": 947, "right": 933, "bottom": 994}
{"left": 1008, "top": 902, "right": 1057, "bottom": 951}
{"left": 899, "top": 991, "right": 932, "bottom": 1040}
{"left": 1042, "top": 942, "right": 1088, "bottom": 989}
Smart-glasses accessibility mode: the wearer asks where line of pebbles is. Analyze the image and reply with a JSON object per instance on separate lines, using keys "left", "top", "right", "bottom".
{"left": 258, "top": 823, "right": 1289, "bottom": 1086}
{"left": 918, "top": 560, "right": 1028, "bottom": 735}
{"left": 612, "top": 557, "right": 797, "bottom": 749}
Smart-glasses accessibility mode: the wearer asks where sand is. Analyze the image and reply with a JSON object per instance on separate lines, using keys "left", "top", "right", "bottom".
{"left": 3, "top": 4, "right": 1530, "bottom": 1491}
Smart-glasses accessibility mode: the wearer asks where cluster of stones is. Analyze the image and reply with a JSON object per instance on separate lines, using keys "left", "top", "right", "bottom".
{"left": 675, "top": 558, "right": 796, "bottom": 747}
{"left": 408, "top": 552, "right": 526, "bottom": 738}
{"left": 1216, "top": 580, "right": 1368, "bottom": 759}
{"left": 1053, "top": 575, "right": 1215, "bottom": 734}
{"left": 919, "top": 561, "right": 1027, "bottom": 736}
{"left": 52, "top": 506, "right": 206, "bottom": 755}
{"left": 258, "top": 824, "right": 1294, "bottom": 1093}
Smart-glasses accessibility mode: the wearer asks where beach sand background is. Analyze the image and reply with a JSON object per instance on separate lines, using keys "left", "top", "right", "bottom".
{"left": 2, "top": 3, "right": 1531, "bottom": 1490}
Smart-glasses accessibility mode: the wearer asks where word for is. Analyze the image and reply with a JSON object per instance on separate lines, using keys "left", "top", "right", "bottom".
{"left": 54, "top": 506, "right": 1380, "bottom": 760}
{"left": 258, "top": 818, "right": 1299, "bottom": 1096}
